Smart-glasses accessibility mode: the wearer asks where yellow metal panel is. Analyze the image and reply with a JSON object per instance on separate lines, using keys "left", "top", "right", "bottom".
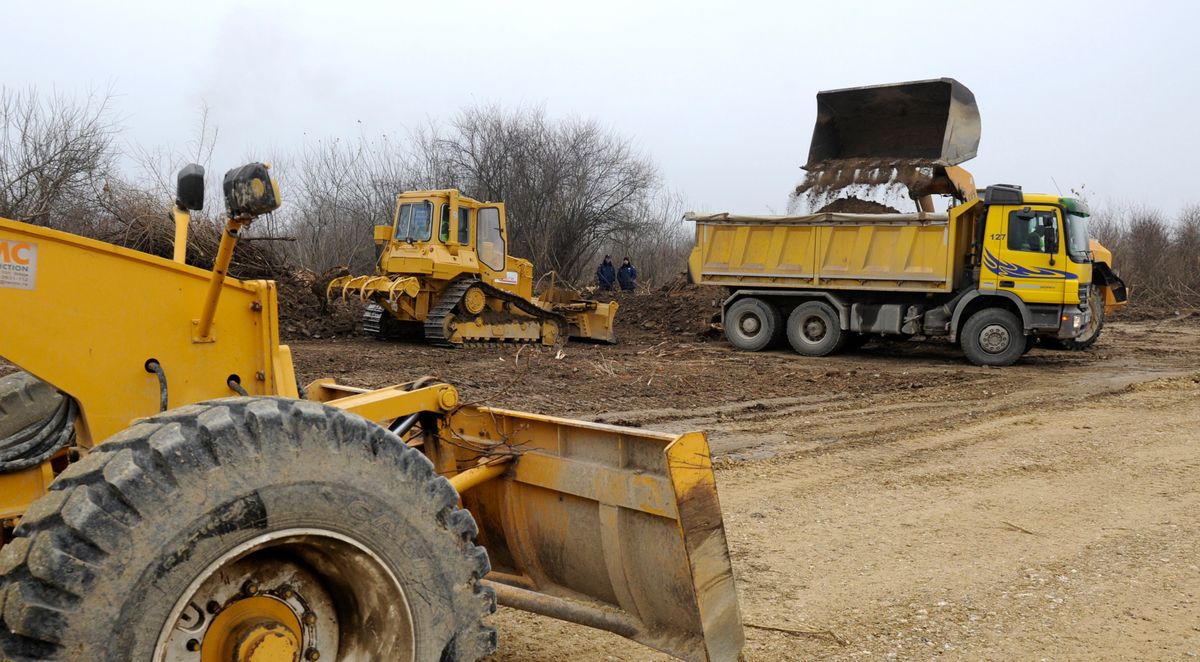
{"left": 692, "top": 215, "right": 955, "bottom": 292}
{"left": 0, "top": 217, "right": 296, "bottom": 445}
{"left": 0, "top": 463, "right": 55, "bottom": 521}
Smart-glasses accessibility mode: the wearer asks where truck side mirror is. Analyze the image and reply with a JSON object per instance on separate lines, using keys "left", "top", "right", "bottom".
{"left": 176, "top": 164, "right": 205, "bottom": 211}
{"left": 1043, "top": 225, "right": 1059, "bottom": 254}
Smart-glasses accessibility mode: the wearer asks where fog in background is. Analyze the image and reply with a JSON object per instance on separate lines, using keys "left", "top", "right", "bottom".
{"left": 4, "top": 0, "right": 1198, "bottom": 215}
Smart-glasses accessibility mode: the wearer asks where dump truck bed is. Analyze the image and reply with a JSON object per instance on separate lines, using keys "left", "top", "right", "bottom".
{"left": 686, "top": 205, "right": 977, "bottom": 293}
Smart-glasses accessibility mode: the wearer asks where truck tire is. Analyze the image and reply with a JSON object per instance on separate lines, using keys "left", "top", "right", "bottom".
{"left": 961, "top": 308, "right": 1025, "bottom": 366}
{"left": 0, "top": 397, "right": 496, "bottom": 662}
{"left": 786, "top": 301, "right": 845, "bottom": 357}
{"left": 1046, "top": 286, "right": 1105, "bottom": 351}
{"left": 724, "top": 297, "right": 779, "bottom": 352}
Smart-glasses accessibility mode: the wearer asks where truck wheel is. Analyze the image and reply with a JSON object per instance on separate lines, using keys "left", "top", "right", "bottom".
{"left": 724, "top": 297, "right": 779, "bottom": 352}
{"left": 961, "top": 308, "right": 1025, "bottom": 366}
{"left": 0, "top": 398, "right": 496, "bottom": 662}
{"left": 1046, "top": 286, "right": 1105, "bottom": 351}
{"left": 786, "top": 301, "right": 844, "bottom": 357}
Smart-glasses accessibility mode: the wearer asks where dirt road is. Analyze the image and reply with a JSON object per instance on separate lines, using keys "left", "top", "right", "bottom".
{"left": 292, "top": 316, "right": 1200, "bottom": 660}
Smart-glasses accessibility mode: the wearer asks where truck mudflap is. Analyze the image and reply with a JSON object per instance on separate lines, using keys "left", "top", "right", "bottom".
{"left": 439, "top": 406, "right": 744, "bottom": 661}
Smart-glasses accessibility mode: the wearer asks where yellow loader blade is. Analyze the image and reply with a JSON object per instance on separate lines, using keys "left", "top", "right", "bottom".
{"left": 441, "top": 407, "right": 743, "bottom": 661}
{"left": 807, "top": 77, "right": 981, "bottom": 168}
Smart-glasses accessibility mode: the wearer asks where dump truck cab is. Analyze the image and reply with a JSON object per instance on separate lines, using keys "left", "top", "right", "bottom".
{"left": 379, "top": 190, "right": 534, "bottom": 300}
{"left": 971, "top": 187, "right": 1093, "bottom": 339}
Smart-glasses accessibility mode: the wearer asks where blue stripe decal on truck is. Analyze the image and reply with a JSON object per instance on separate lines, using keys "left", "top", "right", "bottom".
{"left": 983, "top": 249, "right": 1078, "bottom": 280}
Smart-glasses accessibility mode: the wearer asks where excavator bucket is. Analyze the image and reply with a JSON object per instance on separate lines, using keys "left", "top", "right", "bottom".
{"left": 439, "top": 407, "right": 743, "bottom": 661}
{"left": 806, "top": 77, "right": 981, "bottom": 169}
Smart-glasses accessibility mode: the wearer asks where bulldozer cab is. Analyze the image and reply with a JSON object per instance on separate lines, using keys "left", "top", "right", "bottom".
{"left": 379, "top": 189, "right": 532, "bottom": 298}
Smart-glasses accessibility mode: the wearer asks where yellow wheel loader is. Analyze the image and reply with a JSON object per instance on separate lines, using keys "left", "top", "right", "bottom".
{"left": 328, "top": 189, "right": 618, "bottom": 347}
{"left": 0, "top": 165, "right": 741, "bottom": 661}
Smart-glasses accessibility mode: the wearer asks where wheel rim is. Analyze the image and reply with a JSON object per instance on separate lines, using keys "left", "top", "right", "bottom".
{"left": 155, "top": 528, "right": 415, "bottom": 662}
{"left": 736, "top": 312, "right": 762, "bottom": 338}
{"left": 978, "top": 323, "right": 1012, "bottom": 354}
{"left": 799, "top": 315, "right": 827, "bottom": 344}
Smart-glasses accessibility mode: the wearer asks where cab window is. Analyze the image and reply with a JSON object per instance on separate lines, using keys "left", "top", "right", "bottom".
{"left": 477, "top": 207, "right": 505, "bottom": 271}
{"left": 438, "top": 204, "right": 450, "bottom": 242}
{"left": 1007, "top": 209, "right": 1058, "bottom": 254}
{"left": 457, "top": 207, "right": 470, "bottom": 244}
{"left": 395, "top": 201, "right": 433, "bottom": 242}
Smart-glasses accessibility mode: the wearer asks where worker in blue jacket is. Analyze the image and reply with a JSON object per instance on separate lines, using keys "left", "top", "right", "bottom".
{"left": 596, "top": 255, "right": 616, "bottom": 291}
{"left": 617, "top": 257, "right": 638, "bottom": 292}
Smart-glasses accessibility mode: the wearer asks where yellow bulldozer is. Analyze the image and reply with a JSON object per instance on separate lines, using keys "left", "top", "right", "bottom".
{"left": 327, "top": 189, "right": 618, "bottom": 347}
{"left": 0, "top": 165, "right": 741, "bottom": 660}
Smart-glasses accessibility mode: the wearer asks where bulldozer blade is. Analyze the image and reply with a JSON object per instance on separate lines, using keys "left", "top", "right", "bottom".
{"left": 806, "top": 77, "right": 981, "bottom": 169}
{"left": 440, "top": 407, "right": 743, "bottom": 661}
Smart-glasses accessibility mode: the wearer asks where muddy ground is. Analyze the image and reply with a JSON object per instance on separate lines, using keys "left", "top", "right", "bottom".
{"left": 3, "top": 293, "right": 1194, "bottom": 659}
{"left": 286, "top": 305, "right": 1200, "bottom": 661}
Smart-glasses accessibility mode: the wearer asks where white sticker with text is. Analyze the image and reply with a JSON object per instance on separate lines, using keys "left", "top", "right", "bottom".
{"left": 0, "top": 239, "right": 37, "bottom": 290}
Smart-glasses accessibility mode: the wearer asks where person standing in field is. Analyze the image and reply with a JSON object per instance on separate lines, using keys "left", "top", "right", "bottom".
{"left": 617, "top": 257, "right": 638, "bottom": 292}
{"left": 596, "top": 255, "right": 616, "bottom": 291}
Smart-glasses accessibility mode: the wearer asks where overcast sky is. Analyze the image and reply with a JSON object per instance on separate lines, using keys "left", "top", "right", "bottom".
{"left": 6, "top": 0, "right": 1199, "bottom": 217}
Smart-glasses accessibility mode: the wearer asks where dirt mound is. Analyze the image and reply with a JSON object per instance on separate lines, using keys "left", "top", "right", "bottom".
{"left": 817, "top": 197, "right": 901, "bottom": 214}
{"left": 277, "top": 272, "right": 363, "bottom": 340}
{"left": 610, "top": 277, "right": 725, "bottom": 341}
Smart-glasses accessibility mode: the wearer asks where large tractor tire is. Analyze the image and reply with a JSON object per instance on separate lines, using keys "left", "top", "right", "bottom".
{"left": 1045, "top": 286, "right": 1105, "bottom": 351}
{"left": 0, "top": 372, "right": 62, "bottom": 439}
{"left": 960, "top": 308, "right": 1025, "bottom": 367}
{"left": 0, "top": 372, "right": 75, "bottom": 474}
{"left": 0, "top": 398, "right": 496, "bottom": 662}
{"left": 786, "top": 301, "right": 845, "bottom": 357}
{"left": 724, "top": 297, "right": 780, "bottom": 352}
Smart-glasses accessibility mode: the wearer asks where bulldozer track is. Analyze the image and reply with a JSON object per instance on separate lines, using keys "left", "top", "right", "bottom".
{"left": 363, "top": 302, "right": 388, "bottom": 338}
{"left": 424, "top": 278, "right": 567, "bottom": 347}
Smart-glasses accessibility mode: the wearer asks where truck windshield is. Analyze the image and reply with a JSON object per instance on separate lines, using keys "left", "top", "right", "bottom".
{"left": 1064, "top": 212, "right": 1091, "bottom": 261}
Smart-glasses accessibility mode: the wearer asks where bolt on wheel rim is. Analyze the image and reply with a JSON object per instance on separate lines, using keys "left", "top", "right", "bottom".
{"left": 155, "top": 528, "right": 415, "bottom": 662}
{"left": 979, "top": 324, "right": 1011, "bottom": 354}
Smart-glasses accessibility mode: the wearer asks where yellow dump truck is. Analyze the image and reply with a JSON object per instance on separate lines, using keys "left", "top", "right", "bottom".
{"left": 0, "top": 165, "right": 741, "bottom": 660}
{"left": 688, "top": 188, "right": 1127, "bottom": 366}
{"left": 687, "top": 79, "right": 1127, "bottom": 366}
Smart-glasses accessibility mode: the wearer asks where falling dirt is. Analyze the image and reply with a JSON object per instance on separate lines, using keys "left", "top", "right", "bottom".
{"left": 791, "top": 161, "right": 933, "bottom": 214}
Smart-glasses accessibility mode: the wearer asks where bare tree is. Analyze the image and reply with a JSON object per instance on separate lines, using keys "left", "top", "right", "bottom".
{"left": 418, "top": 106, "right": 661, "bottom": 280}
{"left": 283, "top": 134, "right": 421, "bottom": 272}
{"left": 0, "top": 87, "right": 117, "bottom": 232}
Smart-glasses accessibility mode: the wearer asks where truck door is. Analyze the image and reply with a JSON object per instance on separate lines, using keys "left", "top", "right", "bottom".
{"left": 983, "top": 205, "right": 1074, "bottom": 305}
